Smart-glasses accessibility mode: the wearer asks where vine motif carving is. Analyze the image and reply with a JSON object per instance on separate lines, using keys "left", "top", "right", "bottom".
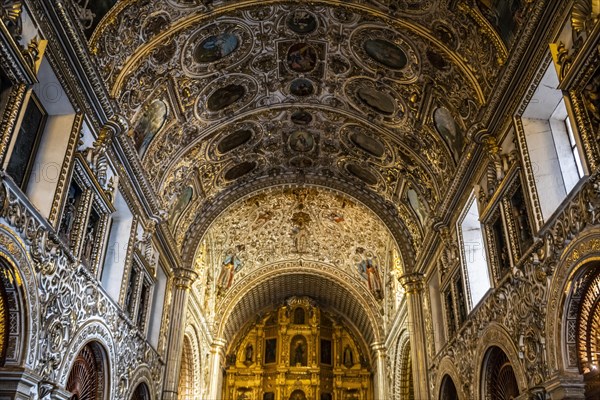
{"left": 430, "top": 171, "right": 600, "bottom": 397}
{"left": 0, "top": 177, "right": 164, "bottom": 398}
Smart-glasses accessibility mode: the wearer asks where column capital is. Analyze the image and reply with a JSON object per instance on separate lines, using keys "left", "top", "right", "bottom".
{"left": 173, "top": 268, "right": 198, "bottom": 289}
{"left": 399, "top": 272, "right": 424, "bottom": 293}
{"left": 370, "top": 342, "right": 386, "bottom": 354}
{"left": 212, "top": 337, "right": 228, "bottom": 349}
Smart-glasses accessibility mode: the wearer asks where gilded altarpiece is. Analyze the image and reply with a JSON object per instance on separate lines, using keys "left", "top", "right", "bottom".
{"left": 223, "top": 297, "right": 371, "bottom": 400}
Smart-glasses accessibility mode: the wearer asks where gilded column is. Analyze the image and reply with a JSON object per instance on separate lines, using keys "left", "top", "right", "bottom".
{"left": 399, "top": 272, "right": 429, "bottom": 399}
{"left": 162, "top": 268, "right": 198, "bottom": 400}
{"left": 206, "top": 338, "right": 227, "bottom": 400}
{"left": 371, "top": 342, "right": 388, "bottom": 400}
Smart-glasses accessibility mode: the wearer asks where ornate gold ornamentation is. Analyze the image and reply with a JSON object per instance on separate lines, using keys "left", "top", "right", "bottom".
{"left": 49, "top": 114, "right": 84, "bottom": 227}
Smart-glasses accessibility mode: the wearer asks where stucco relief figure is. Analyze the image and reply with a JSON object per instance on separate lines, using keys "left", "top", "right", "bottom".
{"left": 291, "top": 211, "right": 311, "bottom": 253}
{"left": 356, "top": 249, "right": 383, "bottom": 300}
{"left": 217, "top": 245, "right": 244, "bottom": 292}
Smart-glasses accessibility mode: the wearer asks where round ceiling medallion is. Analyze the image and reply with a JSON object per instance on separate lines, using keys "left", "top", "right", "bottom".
{"left": 291, "top": 110, "right": 313, "bottom": 125}
{"left": 287, "top": 10, "right": 317, "bottom": 34}
{"left": 290, "top": 156, "right": 313, "bottom": 168}
{"left": 287, "top": 43, "right": 317, "bottom": 73}
{"left": 207, "top": 84, "right": 245, "bottom": 111}
{"left": 194, "top": 33, "right": 239, "bottom": 63}
{"left": 346, "top": 163, "right": 378, "bottom": 185}
{"left": 363, "top": 39, "right": 407, "bottom": 70}
{"left": 349, "top": 131, "right": 385, "bottom": 158}
{"left": 217, "top": 129, "right": 253, "bottom": 154}
{"left": 288, "top": 130, "right": 315, "bottom": 152}
{"left": 290, "top": 78, "right": 314, "bottom": 97}
{"left": 224, "top": 161, "right": 257, "bottom": 181}
{"left": 357, "top": 87, "right": 395, "bottom": 115}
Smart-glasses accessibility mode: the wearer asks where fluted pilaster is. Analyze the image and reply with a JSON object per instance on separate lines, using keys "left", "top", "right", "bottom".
{"left": 399, "top": 272, "right": 429, "bottom": 399}
{"left": 162, "top": 268, "right": 197, "bottom": 400}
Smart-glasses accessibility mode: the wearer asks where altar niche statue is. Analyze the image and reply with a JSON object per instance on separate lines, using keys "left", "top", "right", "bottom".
{"left": 343, "top": 344, "right": 354, "bottom": 368}
{"left": 244, "top": 343, "right": 253, "bottom": 366}
{"left": 217, "top": 245, "right": 244, "bottom": 292}
{"left": 290, "top": 335, "right": 307, "bottom": 366}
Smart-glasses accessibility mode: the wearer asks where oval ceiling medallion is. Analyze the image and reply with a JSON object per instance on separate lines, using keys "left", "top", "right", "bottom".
{"left": 287, "top": 10, "right": 317, "bottom": 34}
{"left": 217, "top": 129, "right": 253, "bottom": 154}
{"left": 433, "top": 107, "right": 462, "bottom": 157}
{"left": 290, "top": 78, "right": 314, "bottom": 97}
{"left": 346, "top": 163, "right": 378, "bottom": 186}
{"left": 357, "top": 87, "right": 395, "bottom": 115}
{"left": 363, "top": 39, "right": 407, "bottom": 70}
{"left": 287, "top": 43, "right": 317, "bottom": 73}
{"left": 132, "top": 99, "right": 168, "bottom": 155}
{"left": 224, "top": 161, "right": 257, "bottom": 181}
{"left": 291, "top": 110, "right": 313, "bottom": 125}
{"left": 350, "top": 131, "right": 385, "bottom": 158}
{"left": 289, "top": 130, "right": 315, "bottom": 152}
{"left": 194, "top": 33, "right": 239, "bottom": 63}
{"left": 207, "top": 84, "right": 245, "bottom": 111}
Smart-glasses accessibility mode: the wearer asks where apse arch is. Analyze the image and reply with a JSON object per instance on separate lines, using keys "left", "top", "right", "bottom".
{"left": 181, "top": 179, "right": 413, "bottom": 271}
{"left": 215, "top": 260, "right": 383, "bottom": 350}
{"left": 474, "top": 323, "right": 527, "bottom": 398}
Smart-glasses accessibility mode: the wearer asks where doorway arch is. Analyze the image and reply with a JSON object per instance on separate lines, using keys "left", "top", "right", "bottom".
{"left": 66, "top": 341, "right": 110, "bottom": 400}
{"left": 480, "top": 346, "right": 519, "bottom": 400}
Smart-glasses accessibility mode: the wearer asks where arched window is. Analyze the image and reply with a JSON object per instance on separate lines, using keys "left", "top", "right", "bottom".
{"left": 481, "top": 346, "right": 519, "bottom": 400}
{"left": 66, "top": 342, "right": 109, "bottom": 400}
{"left": 178, "top": 335, "right": 194, "bottom": 399}
{"left": 131, "top": 383, "right": 150, "bottom": 400}
{"left": 439, "top": 375, "right": 458, "bottom": 400}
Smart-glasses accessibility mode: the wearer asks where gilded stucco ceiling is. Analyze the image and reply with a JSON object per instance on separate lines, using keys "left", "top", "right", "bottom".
{"left": 89, "top": 0, "right": 537, "bottom": 260}
{"left": 189, "top": 187, "right": 400, "bottom": 341}
{"left": 89, "top": 0, "right": 535, "bottom": 337}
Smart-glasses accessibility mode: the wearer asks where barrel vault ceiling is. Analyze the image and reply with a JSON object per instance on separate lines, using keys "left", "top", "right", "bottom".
{"left": 88, "top": 0, "right": 536, "bottom": 336}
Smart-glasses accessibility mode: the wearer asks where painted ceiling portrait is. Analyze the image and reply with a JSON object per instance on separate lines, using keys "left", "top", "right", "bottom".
{"left": 89, "top": 0, "right": 534, "bottom": 268}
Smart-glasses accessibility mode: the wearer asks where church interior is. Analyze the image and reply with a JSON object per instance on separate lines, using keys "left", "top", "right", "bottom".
{"left": 0, "top": 0, "right": 599, "bottom": 399}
